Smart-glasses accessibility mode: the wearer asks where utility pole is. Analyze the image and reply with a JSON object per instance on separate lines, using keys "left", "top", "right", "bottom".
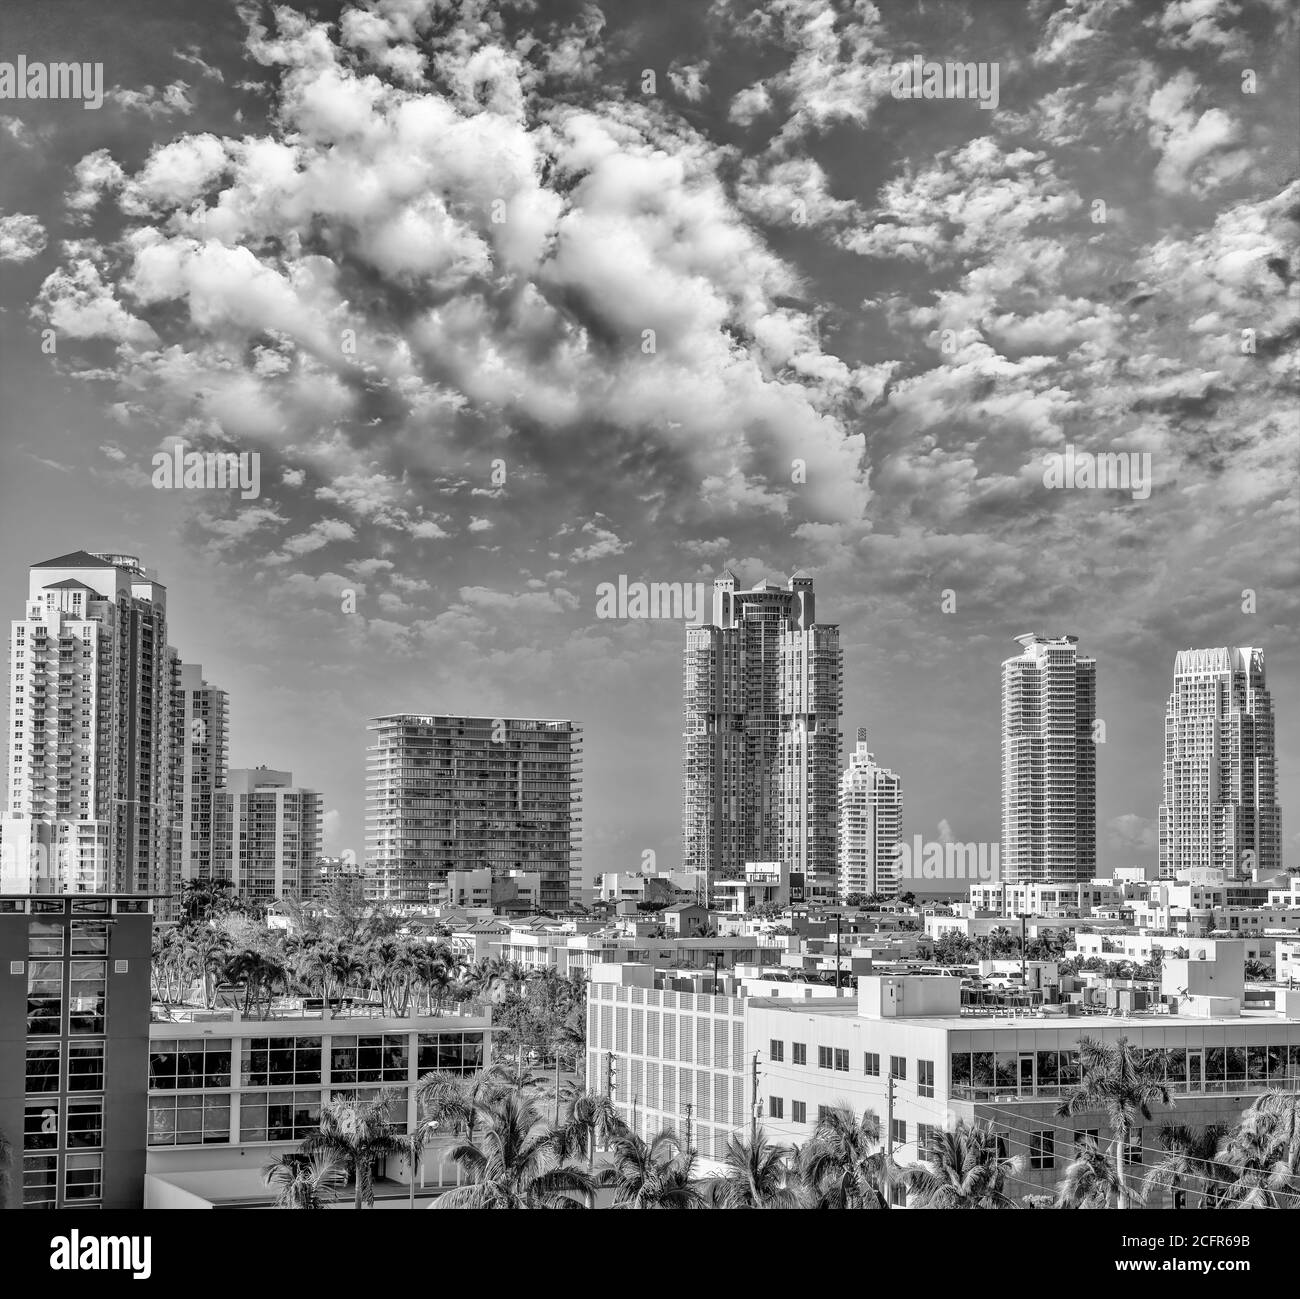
{"left": 684, "top": 1101, "right": 693, "bottom": 1153}
{"left": 713, "top": 953, "right": 722, "bottom": 995}
{"left": 886, "top": 1072, "right": 896, "bottom": 1159}
{"left": 751, "top": 1052, "right": 760, "bottom": 1142}
{"left": 1020, "top": 913, "right": 1027, "bottom": 985}
{"left": 606, "top": 1050, "right": 615, "bottom": 1099}
{"left": 836, "top": 912, "right": 843, "bottom": 990}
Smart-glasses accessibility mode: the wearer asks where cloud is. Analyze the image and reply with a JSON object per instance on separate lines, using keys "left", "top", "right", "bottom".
{"left": 1146, "top": 70, "right": 1251, "bottom": 195}
{"left": 0, "top": 212, "right": 47, "bottom": 262}
{"left": 106, "top": 81, "right": 195, "bottom": 117}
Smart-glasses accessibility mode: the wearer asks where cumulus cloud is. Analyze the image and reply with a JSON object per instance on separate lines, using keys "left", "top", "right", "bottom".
{"left": 0, "top": 212, "right": 47, "bottom": 262}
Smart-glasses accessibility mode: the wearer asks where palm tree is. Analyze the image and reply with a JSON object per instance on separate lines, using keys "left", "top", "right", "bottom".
{"left": 797, "top": 1104, "right": 893, "bottom": 1208}
{"left": 416, "top": 1068, "right": 512, "bottom": 1184}
{"left": 1057, "top": 1135, "right": 1125, "bottom": 1208}
{"left": 300, "top": 1092, "right": 404, "bottom": 1209}
{"left": 433, "top": 1092, "right": 594, "bottom": 1208}
{"left": 1143, "top": 1122, "right": 1228, "bottom": 1209}
{"left": 902, "top": 1120, "right": 1023, "bottom": 1208}
{"left": 261, "top": 1152, "right": 345, "bottom": 1209}
{"left": 1215, "top": 1093, "right": 1300, "bottom": 1209}
{"left": 1056, "top": 1036, "right": 1172, "bottom": 1209}
{"left": 556, "top": 1088, "right": 626, "bottom": 1177}
{"left": 711, "top": 1128, "right": 804, "bottom": 1208}
{"left": 394, "top": 1129, "right": 430, "bottom": 1210}
{"left": 601, "top": 1128, "right": 705, "bottom": 1209}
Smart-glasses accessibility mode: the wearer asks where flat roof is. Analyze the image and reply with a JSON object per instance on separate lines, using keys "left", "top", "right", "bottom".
{"left": 746, "top": 1003, "right": 1294, "bottom": 1030}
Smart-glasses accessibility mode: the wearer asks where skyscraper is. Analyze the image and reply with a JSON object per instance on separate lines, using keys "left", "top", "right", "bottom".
{"left": 173, "top": 663, "right": 229, "bottom": 901}
{"left": 1158, "top": 647, "right": 1280, "bottom": 881}
{"left": 210, "top": 768, "right": 322, "bottom": 903}
{"left": 365, "top": 714, "right": 582, "bottom": 910}
{"left": 838, "top": 729, "right": 903, "bottom": 901}
{"left": 4, "top": 553, "right": 176, "bottom": 895}
{"left": 682, "top": 571, "right": 842, "bottom": 905}
{"left": 1001, "top": 633, "right": 1096, "bottom": 884}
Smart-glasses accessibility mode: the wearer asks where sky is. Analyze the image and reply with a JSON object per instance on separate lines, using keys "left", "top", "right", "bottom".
{"left": 0, "top": 0, "right": 1297, "bottom": 891}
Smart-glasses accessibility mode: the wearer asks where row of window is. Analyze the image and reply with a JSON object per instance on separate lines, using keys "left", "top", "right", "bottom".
{"left": 147, "top": 1033, "right": 486, "bottom": 1090}
{"left": 25, "top": 1041, "right": 105, "bottom": 1093}
{"left": 23, "top": 1098, "right": 104, "bottom": 1151}
{"left": 27, "top": 960, "right": 107, "bottom": 1036}
{"left": 28, "top": 921, "right": 110, "bottom": 957}
{"left": 772, "top": 1040, "right": 935, "bottom": 1095}
{"left": 22, "top": 1153, "right": 102, "bottom": 1208}
{"left": 147, "top": 1088, "right": 404, "bottom": 1146}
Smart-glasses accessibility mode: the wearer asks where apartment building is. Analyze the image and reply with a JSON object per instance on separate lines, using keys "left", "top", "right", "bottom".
{"left": 838, "top": 732, "right": 903, "bottom": 901}
{"left": 0, "top": 892, "right": 155, "bottom": 1209}
{"left": 365, "top": 714, "right": 582, "bottom": 909}
{"left": 4, "top": 552, "right": 177, "bottom": 895}
{"left": 1159, "top": 647, "right": 1281, "bottom": 881}
{"left": 210, "top": 768, "right": 323, "bottom": 904}
{"left": 173, "top": 663, "right": 229, "bottom": 908}
{"left": 682, "top": 571, "right": 842, "bottom": 906}
{"left": 1001, "top": 634, "right": 1096, "bottom": 885}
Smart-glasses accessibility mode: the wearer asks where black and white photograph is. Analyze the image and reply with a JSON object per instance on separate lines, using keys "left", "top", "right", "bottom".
{"left": 0, "top": 0, "right": 1297, "bottom": 1261}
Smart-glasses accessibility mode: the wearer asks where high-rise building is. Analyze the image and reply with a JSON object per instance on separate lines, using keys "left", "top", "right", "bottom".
{"left": 1001, "top": 633, "right": 1096, "bottom": 884}
{"left": 838, "top": 729, "right": 903, "bottom": 901}
{"left": 365, "top": 715, "right": 582, "bottom": 910}
{"left": 4, "top": 553, "right": 176, "bottom": 896}
{"left": 173, "top": 663, "right": 228, "bottom": 900}
{"left": 0, "top": 891, "right": 155, "bottom": 1209}
{"left": 682, "top": 571, "right": 842, "bottom": 905}
{"left": 1158, "top": 647, "right": 1281, "bottom": 881}
{"left": 210, "top": 768, "right": 322, "bottom": 904}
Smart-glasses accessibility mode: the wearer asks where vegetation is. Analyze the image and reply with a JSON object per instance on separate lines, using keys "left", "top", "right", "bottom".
{"left": 902, "top": 1120, "right": 1023, "bottom": 1208}
{"left": 261, "top": 1152, "right": 346, "bottom": 1209}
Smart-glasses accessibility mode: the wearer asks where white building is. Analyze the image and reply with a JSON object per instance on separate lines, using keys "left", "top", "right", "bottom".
{"left": 682, "top": 571, "right": 842, "bottom": 906}
{"left": 1159, "top": 647, "right": 1281, "bottom": 881}
{"left": 838, "top": 732, "right": 902, "bottom": 901}
{"left": 365, "top": 714, "right": 582, "bottom": 909}
{"left": 714, "top": 861, "right": 792, "bottom": 915}
{"left": 1001, "top": 634, "right": 1096, "bottom": 884}
{"left": 211, "top": 768, "right": 322, "bottom": 903}
{"left": 4, "top": 552, "right": 177, "bottom": 895}
{"left": 174, "top": 663, "right": 229, "bottom": 905}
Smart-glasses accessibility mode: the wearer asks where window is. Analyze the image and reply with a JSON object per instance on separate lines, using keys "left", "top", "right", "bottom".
{"left": 70, "top": 922, "right": 109, "bottom": 955}
{"left": 890, "top": 1183, "right": 907, "bottom": 1207}
{"left": 68, "top": 1042, "right": 105, "bottom": 1092}
{"left": 769, "top": 1096, "right": 784, "bottom": 1119}
{"left": 416, "top": 1031, "right": 484, "bottom": 1075}
{"left": 918, "top": 1059, "right": 934, "bottom": 1098}
{"left": 22, "top": 1155, "right": 58, "bottom": 1209}
{"left": 242, "top": 1037, "right": 320, "bottom": 1087}
{"left": 26, "top": 1044, "right": 60, "bottom": 1094}
{"left": 64, "top": 1153, "right": 102, "bottom": 1202}
{"left": 1030, "top": 1130, "right": 1055, "bottom": 1170}
{"left": 28, "top": 922, "right": 64, "bottom": 957}
{"left": 150, "top": 1039, "right": 233, "bottom": 1089}
{"left": 834, "top": 1048, "right": 849, "bottom": 1072}
{"left": 67, "top": 1099, "right": 103, "bottom": 1149}
{"left": 791, "top": 1100, "right": 807, "bottom": 1124}
{"left": 864, "top": 1052, "right": 880, "bottom": 1077}
{"left": 24, "top": 1101, "right": 59, "bottom": 1150}
{"left": 891, "top": 1118, "right": 907, "bottom": 1146}
{"left": 792, "top": 1042, "right": 807, "bottom": 1066}
{"left": 68, "top": 960, "right": 106, "bottom": 1035}
{"left": 917, "top": 1122, "right": 940, "bottom": 1160}
{"left": 328, "top": 1034, "right": 408, "bottom": 1084}
{"left": 149, "top": 1095, "right": 232, "bottom": 1146}
{"left": 27, "top": 960, "right": 62, "bottom": 1036}
{"left": 995, "top": 1134, "right": 1009, "bottom": 1159}
{"left": 769, "top": 1039, "right": 784, "bottom": 1063}
{"left": 818, "top": 1045, "right": 833, "bottom": 1069}
{"left": 890, "top": 1055, "right": 906, "bottom": 1081}
{"left": 1125, "top": 1128, "right": 1143, "bottom": 1165}
{"left": 239, "top": 1090, "right": 322, "bottom": 1143}
{"left": 1074, "top": 1128, "right": 1099, "bottom": 1152}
